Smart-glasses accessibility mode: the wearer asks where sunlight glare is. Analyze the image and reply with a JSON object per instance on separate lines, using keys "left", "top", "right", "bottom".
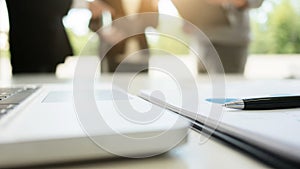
{"left": 158, "top": 0, "right": 179, "bottom": 17}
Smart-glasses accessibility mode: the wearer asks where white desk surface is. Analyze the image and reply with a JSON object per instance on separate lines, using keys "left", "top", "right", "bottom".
{"left": 1, "top": 73, "right": 272, "bottom": 169}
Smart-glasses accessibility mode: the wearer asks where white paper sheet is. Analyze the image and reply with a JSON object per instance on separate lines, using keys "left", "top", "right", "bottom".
{"left": 139, "top": 80, "right": 300, "bottom": 161}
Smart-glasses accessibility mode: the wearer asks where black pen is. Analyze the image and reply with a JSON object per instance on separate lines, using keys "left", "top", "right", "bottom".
{"left": 224, "top": 96, "right": 300, "bottom": 110}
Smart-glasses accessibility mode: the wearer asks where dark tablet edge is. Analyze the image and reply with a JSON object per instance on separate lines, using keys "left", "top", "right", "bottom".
{"left": 190, "top": 120, "right": 300, "bottom": 169}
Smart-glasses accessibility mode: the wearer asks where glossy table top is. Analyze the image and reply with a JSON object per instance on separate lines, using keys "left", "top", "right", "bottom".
{"left": 1, "top": 73, "right": 271, "bottom": 169}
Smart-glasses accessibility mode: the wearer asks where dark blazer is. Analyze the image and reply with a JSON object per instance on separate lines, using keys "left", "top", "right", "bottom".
{"left": 89, "top": 0, "right": 158, "bottom": 72}
{"left": 6, "top": 0, "right": 73, "bottom": 73}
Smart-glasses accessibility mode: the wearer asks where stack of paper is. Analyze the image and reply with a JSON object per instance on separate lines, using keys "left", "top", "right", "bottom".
{"left": 139, "top": 80, "right": 300, "bottom": 164}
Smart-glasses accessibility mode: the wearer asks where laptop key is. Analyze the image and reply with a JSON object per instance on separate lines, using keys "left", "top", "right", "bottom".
{"left": 0, "top": 87, "right": 39, "bottom": 104}
{"left": 6, "top": 104, "right": 15, "bottom": 109}
{"left": 0, "top": 87, "right": 38, "bottom": 120}
{"left": 0, "top": 96, "right": 7, "bottom": 100}
{"left": 0, "top": 104, "right": 16, "bottom": 109}
{"left": 0, "top": 109, "right": 7, "bottom": 114}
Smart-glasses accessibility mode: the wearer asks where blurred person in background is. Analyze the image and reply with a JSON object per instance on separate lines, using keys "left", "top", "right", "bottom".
{"left": 6, "top": 0, "right": 73, "bottom": 74}
{"left": 172, "top": 0, "right": 263, "bottom": 73}
{"left": 88, "top": 0, "right": 159, "bottom": 72}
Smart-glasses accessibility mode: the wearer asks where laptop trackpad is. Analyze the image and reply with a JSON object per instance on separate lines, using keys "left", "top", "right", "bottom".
{"left": 42, "top": 90, "right": 130, "bottom": 103}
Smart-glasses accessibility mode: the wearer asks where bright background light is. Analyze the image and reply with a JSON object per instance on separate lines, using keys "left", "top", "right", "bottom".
{"left": 158, "top": 0, "right": 179, "bottom": 16}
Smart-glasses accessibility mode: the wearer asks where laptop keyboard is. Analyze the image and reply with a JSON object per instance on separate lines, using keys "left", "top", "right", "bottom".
{"left": 0, "top": 86, "right": 39, "bottom": 118}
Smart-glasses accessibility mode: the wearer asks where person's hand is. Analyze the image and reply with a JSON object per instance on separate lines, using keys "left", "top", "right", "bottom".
{"left": 100, "top": 26, "right": 126, "bottom": 44}
{"left": 182, "top": 22, "right": 195, "bottom": 34}
{"left": 88, "top": 0, "right": 115, "bottom": 19}
{"left": 206, "top": 0, "right": 248, "bottom": 9}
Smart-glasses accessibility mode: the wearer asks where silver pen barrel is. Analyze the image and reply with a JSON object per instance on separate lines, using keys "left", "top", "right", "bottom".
{"left": 224, "top": 100, "right": 245, "bottom": 109}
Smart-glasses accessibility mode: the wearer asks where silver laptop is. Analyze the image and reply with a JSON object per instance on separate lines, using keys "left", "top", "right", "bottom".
{"left": 0, "top": 83, "right": 189, "bottom": 168}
